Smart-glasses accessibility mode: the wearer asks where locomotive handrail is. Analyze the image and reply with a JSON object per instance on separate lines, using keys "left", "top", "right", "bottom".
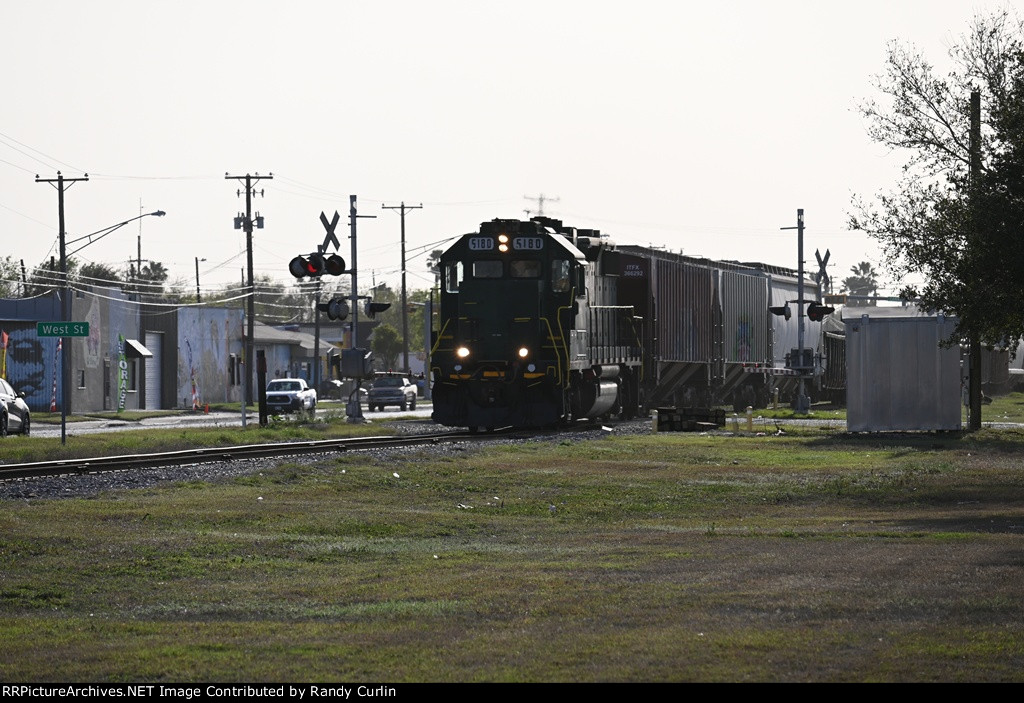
{"left": 628, "top": 315, "right": 646, "bottom": 384}
{"left": 430, "top": 317, "right": 452, "bottom": 356}
{"left": 541, "top": 315, "right": 566, "bottom": 387}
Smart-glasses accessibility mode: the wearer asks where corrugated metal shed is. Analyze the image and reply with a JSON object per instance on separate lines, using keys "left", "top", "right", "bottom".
{"left": 844, "top": 306, "right": 961, "bottom": 432}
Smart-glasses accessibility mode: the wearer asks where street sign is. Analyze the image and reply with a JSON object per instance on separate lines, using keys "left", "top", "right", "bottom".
{"left": 36, "top": 322, "right": 90, "bottom": 337}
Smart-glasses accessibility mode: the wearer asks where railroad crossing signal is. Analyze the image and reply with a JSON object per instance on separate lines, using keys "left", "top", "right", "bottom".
{"left": 317, "top": 298, "right": 349, "bottom": 321}
{"left": 768, "top": 304, "right": 792, "bottom": 321}
{"left": 806, "top": 301, "right": 835, "bottom": 322}
{"left": 289, "top": 252, "right": 346, "bottom": 278}
{"left": 364, "top": 300, "right": 391, "bottom": 318}
{"left": 320, "top": 210, "right": 341, "bottom": 251}
{"left": 815, "top": 248, "right": 831, "bottom": 293}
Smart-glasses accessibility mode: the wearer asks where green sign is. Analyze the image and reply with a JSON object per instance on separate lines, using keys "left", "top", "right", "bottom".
{"left": 37, "top": 322, "right": 90, "bottom": 337}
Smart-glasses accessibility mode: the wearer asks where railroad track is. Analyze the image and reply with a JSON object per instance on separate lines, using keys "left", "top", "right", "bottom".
{"left": 0, "top": 429, "right": 511, "bottom": 482}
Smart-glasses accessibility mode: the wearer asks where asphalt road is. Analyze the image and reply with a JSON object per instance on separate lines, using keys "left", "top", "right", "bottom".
{"left": 30, "top": 401, "right": 437, "bottom": 439}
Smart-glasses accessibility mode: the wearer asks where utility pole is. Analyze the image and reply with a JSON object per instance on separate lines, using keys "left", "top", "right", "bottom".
{"left": 524, "top": 193, "right": 559, "bottom": 217}
{"left": 382, "top": 201, "right": 422, "bottom": 373}
{"left": 137, "top": 198, "right": 143, "bottom": 276}
{"left": 35, "top": 171, "right": 89, "bottom": 444}
{"left": 226, "top": 172, "right": 272, "bottom": 406}
{"left": 195, "top": 257, "right": 205, "bottom": 302}
{"left": 968, "top": 91, "right": 982, "bottom": 431}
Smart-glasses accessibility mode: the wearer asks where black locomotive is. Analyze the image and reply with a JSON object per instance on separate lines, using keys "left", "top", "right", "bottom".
{"left": 430, "top": 217, "right": 822, "bottom": 430}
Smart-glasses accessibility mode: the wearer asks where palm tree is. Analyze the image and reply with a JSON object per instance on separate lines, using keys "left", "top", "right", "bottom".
{"left": 841, "top": 261, "right": 879, "bottom": 306}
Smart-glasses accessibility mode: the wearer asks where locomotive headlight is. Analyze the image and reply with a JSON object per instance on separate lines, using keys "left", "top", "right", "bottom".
{"left": 456, "top": 346, "right": 471, "bottom": 359}
{"left": 498, "top": 234, "right": 509, "bottom": 253}
{"left": 527, "top": 363, "right": 536, "bottom": 372}
{"left": 517, "top": 347, "right": 529, "bottom": 358}
{"left": 454, "top": 364, "right": 463, "bottom": 372}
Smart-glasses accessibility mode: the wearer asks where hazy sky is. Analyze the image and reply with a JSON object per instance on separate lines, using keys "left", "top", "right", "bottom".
{"left": 2, "top": 0, "right": 1018, "bottom": 309}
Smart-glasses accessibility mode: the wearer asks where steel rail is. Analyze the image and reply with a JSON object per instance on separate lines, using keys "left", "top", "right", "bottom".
{"left": 0, "top": 429, "right": 513, "bottom": 482}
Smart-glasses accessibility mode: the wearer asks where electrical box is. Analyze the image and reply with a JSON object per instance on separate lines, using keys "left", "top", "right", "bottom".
{"left": 787, "top": 348, "right": 814, "bottom": 369}
{"left": 844, "top": 307, "right": 961, "bottom": 432}
{"left": 341, "top": 348, "right": 373, "bottom": 379}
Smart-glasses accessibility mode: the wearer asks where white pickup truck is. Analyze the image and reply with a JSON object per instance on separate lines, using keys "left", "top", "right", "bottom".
{"left": 265, "top": 378, "right": 317, "bottom": 414}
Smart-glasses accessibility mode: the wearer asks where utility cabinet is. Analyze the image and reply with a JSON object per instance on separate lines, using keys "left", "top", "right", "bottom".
{"left": 845, "top": 307, "right": 961, "bottom": 432}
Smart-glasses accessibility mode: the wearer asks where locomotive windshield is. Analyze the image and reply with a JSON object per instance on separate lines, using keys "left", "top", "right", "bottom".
{"left": 472, "top": 261, "right": 502, "bottom": 278}
{"left": 510, "top": 260, "right": 541, "bottom": 278}
{"left": 446, "top": 257, "right": 571, "bottom": 289}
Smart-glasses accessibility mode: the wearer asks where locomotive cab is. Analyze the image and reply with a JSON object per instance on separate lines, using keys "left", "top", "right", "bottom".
{"left": 431, "top": 218, "right": 645, "bottom": 430}
{"left": 431, "top": 219, "right": 584, "bottom": 428}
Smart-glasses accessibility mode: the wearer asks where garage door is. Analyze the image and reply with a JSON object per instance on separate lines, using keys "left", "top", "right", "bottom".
{"left": 145, "top": 331, "right": 163, "bottom": 409}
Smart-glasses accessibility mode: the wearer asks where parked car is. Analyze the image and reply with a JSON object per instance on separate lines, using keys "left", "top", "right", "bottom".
{"left": 367, "top": 374, "right": 417, "bottom": 411}
{"left": 0, "top": 378, "right": 30, "bottom": 436}
{"left": 265, "top": 378, "right": 317, "bottom": 414}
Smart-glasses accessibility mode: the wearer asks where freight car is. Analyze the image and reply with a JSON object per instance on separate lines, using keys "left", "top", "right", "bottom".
{"left": 429, "top": 217, "right": 823, "bottom": 430}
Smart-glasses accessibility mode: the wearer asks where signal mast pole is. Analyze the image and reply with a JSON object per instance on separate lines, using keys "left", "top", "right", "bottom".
{"left": 348, "top": 195, "right": 376, "bottom": 348}
{"left": 781, "top": 209, "right": 810, "bottom": 415}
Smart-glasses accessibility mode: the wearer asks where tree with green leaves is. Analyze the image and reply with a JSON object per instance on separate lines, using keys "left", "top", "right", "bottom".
{"left": 124, "top": 260, "right": 170, "bottom": 300}
{"left": 23, "top": 258, "right": 77, "bottom": 297}
{"left": 79, "top": 262, "right": 122, "bottom": 285}
{"left": 0, "top": 256, "right": 22, "bottom": 298}
{"left": 426, "top": 249, "right": 444, "bottom": 276}
{"left": 849, "top": 9, "right": 1024, "bottom": 428}
{"left": 851, "top": 9, "right": 1024, "bottom": 340}
{"left": 840, "top": 261, "right": 880, "bottom": 307}
{"left": 370, "top": 322, "right": 402, "bottom": 371}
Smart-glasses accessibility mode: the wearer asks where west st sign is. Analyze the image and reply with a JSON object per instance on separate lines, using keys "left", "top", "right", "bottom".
{"left": 37, "top": 322, "right": 90, "bottom": 337}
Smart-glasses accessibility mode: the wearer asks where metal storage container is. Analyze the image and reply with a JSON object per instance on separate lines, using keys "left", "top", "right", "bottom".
{"left": 845, "top": 307, "right": 961, "bottom": 432}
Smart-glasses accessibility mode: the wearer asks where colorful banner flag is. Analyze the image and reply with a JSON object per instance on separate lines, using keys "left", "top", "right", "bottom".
{"left": 186, "top": 338, "right": 200, "bottom": 410}
{"left": 0, "top": 330, "right": 7, "bottom": 379}
{"left": 117, "top": 334, "right": 128, "bottom": 412}
{"left": 50, "top": 337, "right": 61, "bottom": 412}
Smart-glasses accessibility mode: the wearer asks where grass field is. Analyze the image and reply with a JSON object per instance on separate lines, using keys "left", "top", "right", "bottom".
{"left": 2, "top": 420, "right": 1023, "bottom": 682}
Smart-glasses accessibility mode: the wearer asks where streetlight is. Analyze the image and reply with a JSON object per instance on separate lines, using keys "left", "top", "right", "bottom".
{"left": 67, "top": 210, "right": 166, "bottom": 258}
{"left": 195, "top": 257, "right": 207, "bottom": 302}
